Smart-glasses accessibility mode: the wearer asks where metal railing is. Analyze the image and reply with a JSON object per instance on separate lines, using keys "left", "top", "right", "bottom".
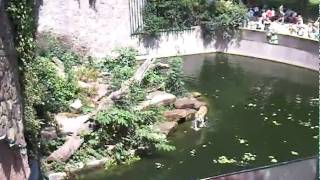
{"left": 128, "top": 0, "right": 145, "bottom": 35}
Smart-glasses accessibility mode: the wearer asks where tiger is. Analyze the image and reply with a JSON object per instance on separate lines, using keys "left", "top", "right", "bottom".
{"left": 192, "top": 105, "right": 208, "bottom": 131}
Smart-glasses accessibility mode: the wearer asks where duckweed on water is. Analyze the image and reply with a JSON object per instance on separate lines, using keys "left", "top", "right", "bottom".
{"left": 272, "top": 121, "right": 282, "bottom": 126}
{"left": 215, "top": 156, "right": 237, "bottom": 164}
{"left": 242, "top": 153, "right": 256, "bottom": 162}
{"left": 268, "top": 156, "right": 278, "bottom": 163}
{"left": 290, "top": 151, "right": 299, "bottom": 156}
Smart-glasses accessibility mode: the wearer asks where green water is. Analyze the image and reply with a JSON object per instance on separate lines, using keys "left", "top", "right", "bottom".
{"left": 79, "top": 54, "right": 318, "bottom": 180}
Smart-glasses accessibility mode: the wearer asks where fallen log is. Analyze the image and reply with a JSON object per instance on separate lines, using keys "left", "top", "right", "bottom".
{"left": 47, "top": 57, "right": 156, "bottom": 163}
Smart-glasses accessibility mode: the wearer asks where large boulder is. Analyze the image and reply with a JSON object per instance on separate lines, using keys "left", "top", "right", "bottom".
{"left": 136, "top": 91, "right": 176, "bottom": 110}
{"left": 154, "top": 122, "right": 178, "bottom": 136}
{"left": 146, "top": 91, "right": 176, "bottom": 106}
{"left": 163, "top": 109, "right": 196, "bottom": 122}
{"left": 174, "top": 97, "right": 206, "bottom": 110}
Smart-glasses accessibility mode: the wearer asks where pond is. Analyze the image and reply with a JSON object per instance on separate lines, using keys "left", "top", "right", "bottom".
{"left": 79, "top": 53, "right": 318, "bottom": 180}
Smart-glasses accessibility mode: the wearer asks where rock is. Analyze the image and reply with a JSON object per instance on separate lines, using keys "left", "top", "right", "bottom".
{"left": 69, "top": 99, "right": 82, "bottom": 111}
{"left": 147, "top": 91, "right": 176, "bottom": 106}
{"left": 55, "top": 113, "right": 90, "bottom": 134}
{"left": 136, "top": 91, "right": 176, "bottom": 110}
{"left": 154, "top": 122, "right": 178, "bottom": 136}
{"left": 41, "top": 127, "right": 58, "bottom": 140}
{"left": 48, "top": 172, "right": 67, "bottom": 180}
{"left": 174, "top": 97, "right": 206, "bottom": 110}
{"left": 191, "top": 92, "right": 202, "bottom": 98}
{"left": 163, "top": 109, "right": 196, "bottom": 122}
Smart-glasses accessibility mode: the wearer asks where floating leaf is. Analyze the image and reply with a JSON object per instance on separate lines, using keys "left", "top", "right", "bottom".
{"left": 216, "top": 156, "right": 237, "bottom": 164}
{"left": 270, "top": 159, "right": 278, "bottom": 163}
{"left": 272, "top": 121, "right": 282, "bottom": 126}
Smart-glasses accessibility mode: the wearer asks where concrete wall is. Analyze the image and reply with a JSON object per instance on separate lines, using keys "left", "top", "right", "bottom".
{"left": 37, "top": 0, "right": 139, "bottom": 57}
{"left": 37, "top": 0, "right": 318, "bottom": 70}
{"left": 140, "top": 27, "right": 318, "bottom": 71}
{"left": 0, "top": 1, "right": 30, "bottom": 179}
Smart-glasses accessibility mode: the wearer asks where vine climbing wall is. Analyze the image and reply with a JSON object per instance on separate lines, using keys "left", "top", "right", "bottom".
{"left": 0, "top": 1, "right": 30, "bottom": 179}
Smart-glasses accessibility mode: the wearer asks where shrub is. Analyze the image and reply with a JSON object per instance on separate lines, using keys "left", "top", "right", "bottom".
{"left": 165, "top": 57, "right": 186, "bottom": 96}
{"left": 94, "top": 106, "right": 174, "bottom": 163}
{"left": 201, "top": 1, "right": 248, "bottom": 32}
{"left": 142, "top": 0, "right": 248, "bottom": 36}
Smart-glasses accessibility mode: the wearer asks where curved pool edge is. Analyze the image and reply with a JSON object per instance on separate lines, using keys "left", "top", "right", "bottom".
{"left": 137, "top": 27, "right": 318, "bottom": 71}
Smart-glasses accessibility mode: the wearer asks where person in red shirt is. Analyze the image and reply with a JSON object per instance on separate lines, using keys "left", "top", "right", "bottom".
{"left": 266, "top": 9, "right": 273, "bottom": 19}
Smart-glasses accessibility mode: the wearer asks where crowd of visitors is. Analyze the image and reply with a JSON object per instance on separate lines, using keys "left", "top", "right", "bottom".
{"left": 245, "top": 5, "right": 319, "bottom": 40}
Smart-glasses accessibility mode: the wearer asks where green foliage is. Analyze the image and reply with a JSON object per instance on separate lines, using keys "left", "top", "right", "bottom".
{"left": 41, "top": 137, "right": 65, "bottom": 156}
{"left": 142, "top": 0, "right": 248, "bottom": 36}
{"left": 7, "top": 0, "right": 39, "bottom": 156}
{"left": 31, "top": 57, "right": 78, "bottom": 112}
{"left": 75, "top": 65, "right": 99, "bottom": 82}
{"left": 114, "top": 82, "right": 147, "bottom": 109}
{"left": 7, "top": 0, "right": 36, "bottom": 66}
{"left": 143, "top": 0, "right": 201, "bottom": 36}
{"left": 201, "top": 1, "right": 248, "bottom": 32}
{"left": 111, "top": 66, "right": 135, "bottom": 89}
{"left": 165, "top": 57, "right": 186, "bottom": 96}
{"left": 37, "top": 34, "right": 81, "bottom": 71}
{"left": 142, "top": 67, "right": 166, "bottom": 89}
{"left": 101, "top": 48, "right": 138, "bottom": 72}
{"left": 93, "top": 105, "right": 174, "bottom": 163}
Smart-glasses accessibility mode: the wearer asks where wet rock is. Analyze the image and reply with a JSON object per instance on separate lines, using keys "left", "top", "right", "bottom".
{"left": 41, "top": 127, "right": 58, "bottom": 140}
{"left": 174, "top": 97, "right": 206, "bottom": 110}
{"left": 154, "top": 122, "right": 178, "bottom": 136}
{"left": 55, "top": 113, "right": 90, "bottom": 134}
{"left": 163, "top": 109, "right": 196, "bottom": 122}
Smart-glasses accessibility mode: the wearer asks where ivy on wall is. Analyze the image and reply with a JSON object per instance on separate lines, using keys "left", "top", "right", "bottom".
{"left": 6, "top": 0, "right": 41, "bottom": 157}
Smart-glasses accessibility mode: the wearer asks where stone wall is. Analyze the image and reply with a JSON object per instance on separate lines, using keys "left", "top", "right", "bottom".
{"left": 0, "top": 0, "right": 30, "bottom": 179}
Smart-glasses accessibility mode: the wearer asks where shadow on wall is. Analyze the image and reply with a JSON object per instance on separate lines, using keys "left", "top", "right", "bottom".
{"left": 0, "top": 142, "right": 28, "bottom": 180}
{"left": 137, "top": 27, "right": 243, "bottom": 54}
{"left": 201, "top": 28, "right": 243, "bottom": 52}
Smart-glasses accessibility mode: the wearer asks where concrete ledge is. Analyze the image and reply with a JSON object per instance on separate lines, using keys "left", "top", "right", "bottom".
{"left": 137, "top": 27, "right": 318, "bottom": 71}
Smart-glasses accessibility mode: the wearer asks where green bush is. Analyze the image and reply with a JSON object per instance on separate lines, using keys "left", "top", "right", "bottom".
{"left": 94, "top": 106, "right": 174, "bottom": 163}
{"left": 142, "top": 0, "right": 248, "bottom": 36}
{"left": 142, "top": 67, "right": 165, "bottom": 89}
{"left": 201, "top": 1, "right": 248, "bottom": 32}
{"left": 165, "top": 57, "right": 186, "bottom": 96}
